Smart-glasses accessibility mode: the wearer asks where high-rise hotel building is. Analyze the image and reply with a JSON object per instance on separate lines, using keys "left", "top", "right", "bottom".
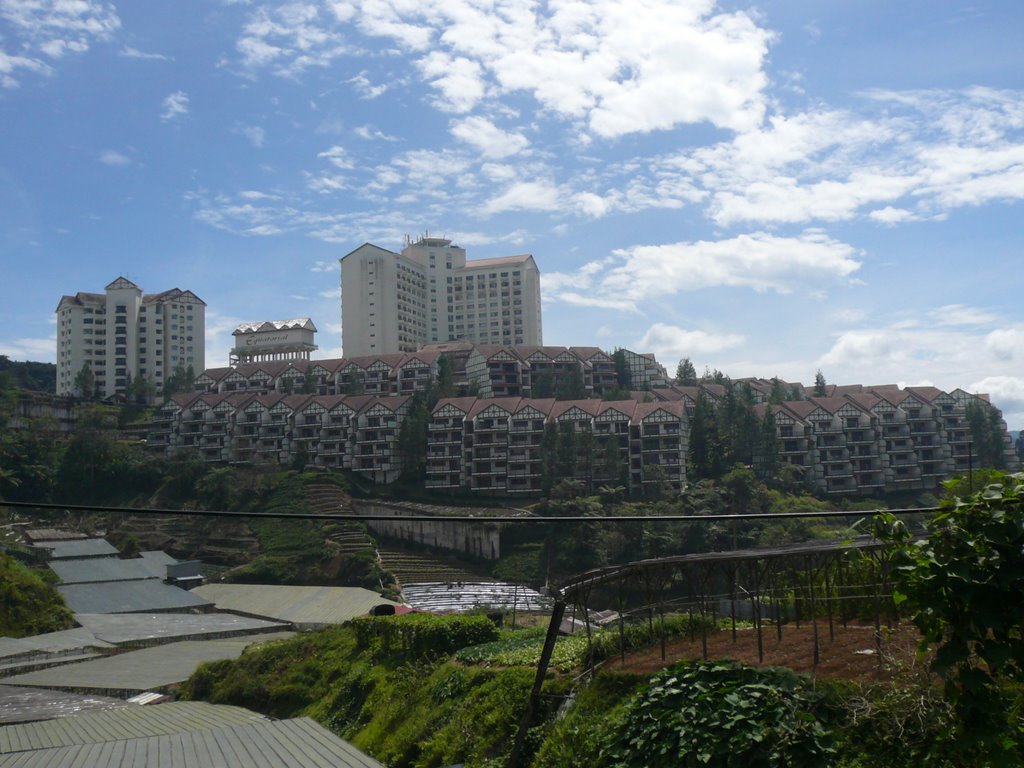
{"left": 340, "top": 235, "right": 542, "bottom": 356}
{"left": 56, "top": 277, "right": 205, "bottom": 399}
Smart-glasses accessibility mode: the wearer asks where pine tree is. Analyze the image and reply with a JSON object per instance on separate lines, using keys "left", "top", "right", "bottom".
{"left": 814, "top": 369, "right": 828, "bottom": 397}
{"left": 674, "top": 357, "right": 697, "bottom": 386}
{"left": 74, "top": 362, "right": 96, "bottom": 399}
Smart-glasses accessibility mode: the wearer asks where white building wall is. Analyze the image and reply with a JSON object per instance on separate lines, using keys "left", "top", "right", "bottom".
{"left": 341, "top": 237, "right": 542, "bottom": 355}
{"left": 55, "top": 278, "right": 205, "bottom": 400}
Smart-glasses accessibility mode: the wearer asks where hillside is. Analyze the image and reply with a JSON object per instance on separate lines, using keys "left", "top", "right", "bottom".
{"left": 179, "top": 613, "right": 976, "bottom": 768}
{"left": 0, "top": 356, "right": 56, "bottom": 393}
{"left": 0, "top": 553, "right": 75, "bottom": 637}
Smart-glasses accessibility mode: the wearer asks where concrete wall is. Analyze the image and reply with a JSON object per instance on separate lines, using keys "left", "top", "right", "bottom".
{"left": 353, "top": 500, "right": 502, "bottom": 560}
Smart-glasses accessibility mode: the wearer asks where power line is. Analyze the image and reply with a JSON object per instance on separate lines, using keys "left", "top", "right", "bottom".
{"left": 0, "top": 499, "right": 936, "bottom": 524}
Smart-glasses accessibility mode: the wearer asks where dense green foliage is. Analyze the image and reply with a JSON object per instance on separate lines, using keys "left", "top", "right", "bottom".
{"left": 0, "top": 355, "right": 56, "bottom": 392}
{"left": 352, "top": 613, "right": 499, "bottom": 660}
{"left": 183, "top": 612, "right": 991, "bottom": 768}
{"left": 455, "top": 615, "right": 714, "bottom": 672}
{"left": 0, "top": 554, "right": 74, "bottom": 637}
{"left": 603, "top": 662, "right": 836, "bottom": 768}
{"left": 878, "top": 472, "right": 1024, "bottom": 764}
{"left": 183, "top": 615, "right": 568, "bottom": 767}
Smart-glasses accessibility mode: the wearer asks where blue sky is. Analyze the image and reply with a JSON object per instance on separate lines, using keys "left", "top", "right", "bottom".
{"left": 3, "top": 1, "right": 1024, "bottom": 425}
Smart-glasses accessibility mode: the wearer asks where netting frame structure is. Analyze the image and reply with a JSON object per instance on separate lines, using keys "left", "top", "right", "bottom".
{"left": 508, "top": 536, "right": 899, "bottom": 767}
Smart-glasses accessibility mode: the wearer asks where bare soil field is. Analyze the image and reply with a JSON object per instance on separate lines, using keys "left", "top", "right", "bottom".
{"left": 603, "top": 621, "right": 927, "bottom": 683}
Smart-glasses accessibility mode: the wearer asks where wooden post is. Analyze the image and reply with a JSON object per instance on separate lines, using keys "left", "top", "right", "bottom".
{"left": 507, "top": 600, "right": 565, "bottom": 768}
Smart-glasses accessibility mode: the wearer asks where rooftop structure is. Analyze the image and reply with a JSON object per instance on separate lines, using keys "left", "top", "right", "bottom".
{"left": 0, "top": 707, "right": 385, "bottom": 768}
{"left": 231, "top": 318, "right": 318, "bottom": 365}
{"left": 191, "top": 584, "right": 402, "bottom": 630}
{"left": 73, "top": 613, "right": 289, "bottom": 647}
{"left": 56, "top": 580, "right": 214, "bottom": 614}
{"left": 1, "top": 633, "right": 293, "bottom": 694}
{"left": 0, "top": 685, "right": 126, "bottom": 725}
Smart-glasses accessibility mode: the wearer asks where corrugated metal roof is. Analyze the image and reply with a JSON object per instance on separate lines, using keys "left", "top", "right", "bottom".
{"left": 192, "top": 584, "right": 400, "bottom": 628}
{"left": 57, "top": 581, "right": 213, "bottom": 614}
{"left": 50, "top": 558, "right": 159, "bottom": 584}
{"left": 0, "top": 701, "right": 262, "bottom": 753}
{"left": 36, "top": 540, "right": 119, "bottom": 560}
{"left": 0, "top": 716, "right": 384, "bottom": 767}
{"left": 0, "top": 629, "right": 110, "bottom": 661}
{"left": 74, "top": 612, "right": 289, "bottom": 646}
{"left": 2, "top": 633, "right": 293, "bottom": 693}
{"left": 0, "top": 686, "right": 126, "bottom": 725}
{"left": 136, "top": 551, "right": 178, "bottom": 578}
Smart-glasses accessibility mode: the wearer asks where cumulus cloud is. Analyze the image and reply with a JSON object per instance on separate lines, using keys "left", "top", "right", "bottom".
{"left": 348, "top": 70, "right": 389, "bottom": 98}
{"left": 417, "top": 51, "right": 485, "bottom": 112}
{"left": 636, "top": 323, "right": 745, "bottom": 358}
{"left": 0, "top": 334, "right": 56, "bottom": 362}
{"left": 236, "top": 2, "right": 347, "bottom": 75}
{"left": 986, "top": 327, "right": 1024, "bottom": 361}
{"left": 317, "top": 144, "right": 353, "bottom": 169}
{"left": 969, "top": 376, "right": 1024, "bottom": 420}
{"left": 481, "top": 180, "right": 562, "bottom": 215}
{"left": 600, "top": 231, "right": 862, "bottom": 301}
{"left": 450, "top": 116, "right": 528, "bottom": 159}
{"left": 574, "top": 89, "right": 1024, "bottom": 227}
{"left": 231, "top": 0, "right": 771, "bottom": 138}
{"left": 160, "top": 91, "right": 190, "bottom": 121}
{"left": 811, "top": 316, "right": 1024, "bottom": 425}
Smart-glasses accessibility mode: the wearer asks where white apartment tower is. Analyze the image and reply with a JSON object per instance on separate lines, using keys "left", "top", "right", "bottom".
{"left": 340, "top": 235, "right": 543, "bottom": 356}
{"left": 56, "top": 277, "right": 206, "bottom": 400}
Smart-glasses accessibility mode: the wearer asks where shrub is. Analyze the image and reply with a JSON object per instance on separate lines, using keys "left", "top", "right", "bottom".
{"left": 351, "top": 613, "right": 499, "bottom": 660}
{"left": 601, "top": 661, "right": 836, "bottom": 768}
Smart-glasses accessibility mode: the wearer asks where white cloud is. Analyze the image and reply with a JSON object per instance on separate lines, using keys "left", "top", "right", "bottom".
{"left": 236, "top": 2, "right": 347, "bottom": 76}
{"left": 0, "top": 335, "right": 56, "bottom": 362}
{"left": 986, "top": 327, "right": 1024, "bottom": 361}
{"left": 311, "top": 260, "right": 339, "bottom": 272}
{"left": 601, "top": 230, "right": 862, "bottom": 301}
{"left": 557, "top": 293, "right": 638, "bottom": 313}
{"left": 813, "top": 318, "right": 1024, "bottom": 426}
{"left": 238, "top": 125, "right": 266, "bottom": 147}
{"left": 969, "top": 376, "right": 1024, "bottom": 420}
{"left": 636, "top": 323, "right": 745, "bottom": 358}
{"left": 450, "top": 116, "right": 528, "bottom": 159}
{"left": 98, "top": 149, "right": 131, "bottom": 166}
{"left": 319, "top": 287, "right": 341, "bottom": 299}
{"left": 929, "top": 304, "right": 997, "bottom": 327}
{"left": 0, "top": 0, "right": 120, "bottom": 80}
{"left": 229, "top": 1, "right": 770, "bottom": 139}
{"left": 354, "top": 124, "right": 399, "bottom": 142}
{"left": 160, "top": 90, "right": 190, "bottom": 121}
{"left": 481, "top": 180, "right": 562, "bottom": 215}
{"left": 869, "top": 206, "right": 917, "bottom": 224}
{"left": 317, "top": 144, "right": 353, "bottom": 169}
{"left": 417, "top": 51, "right": 485, "bottom": 112}
{"left": 238, "top": 190, "right": 281, "bottom": 200}
{"left": 119, "top": 46, "right": 170, "bottom": 61}
{"left": 348, "top": 70, "right": 389, "bottom": 99}
{"left": 0, "top": 50, "right": 52, "bottom": 87}
{"left": 596, "top": 90, "right": 1024, "bottom": 226}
